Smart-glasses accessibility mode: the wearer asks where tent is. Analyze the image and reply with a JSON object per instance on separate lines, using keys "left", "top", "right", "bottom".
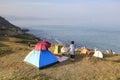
{"left": 35, "top": 40, "right": 51, "bottom": 50}
{"left": 81, "top": 48, "right": 88, "bottom": 54}
{"left": 54, "top": 45, "right": 61, "bottom": 54}
{"left": 24, "top": 50, "right": 59, "bottom": 69}
{"left": 61, "top": 46, "right": 68, "bottom": 53}
{"left": 24, "top": 41, "right": 59, "bottom": 69}
{"left": 93, "top": 50, "right": 103, "bottom": 58}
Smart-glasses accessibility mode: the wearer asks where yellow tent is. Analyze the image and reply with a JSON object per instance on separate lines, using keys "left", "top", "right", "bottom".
{"left": 54, "top": 45, "right": 60, "bottom": 54}
{"left": 81, "top": 48, "right": 88, "bottom": 54}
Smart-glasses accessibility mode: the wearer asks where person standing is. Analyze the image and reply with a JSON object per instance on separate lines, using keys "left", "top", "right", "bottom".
{"left": 69, "top": 41, "right": 75, "bottom": 61}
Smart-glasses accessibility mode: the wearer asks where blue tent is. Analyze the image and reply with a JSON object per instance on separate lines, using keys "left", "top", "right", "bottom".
{"left": 24, "top": 50, "right": 59, "bottom": 69}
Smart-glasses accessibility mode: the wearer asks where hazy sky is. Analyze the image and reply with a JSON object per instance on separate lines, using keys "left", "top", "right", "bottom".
{"left": 0, "top": 0, "right": 120, "bottom": 26}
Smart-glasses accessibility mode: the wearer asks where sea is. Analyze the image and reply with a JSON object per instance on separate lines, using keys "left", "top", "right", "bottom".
{"left": 19, "top": 25, "right": 120, "bottom": 53}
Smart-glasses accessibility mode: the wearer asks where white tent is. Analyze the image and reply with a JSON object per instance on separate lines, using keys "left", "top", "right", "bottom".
{"left": 93, "top": 50, "right": 103, "bottom": 58}
{"left": 61, "top": 46, "right": 68, "bottom": 53}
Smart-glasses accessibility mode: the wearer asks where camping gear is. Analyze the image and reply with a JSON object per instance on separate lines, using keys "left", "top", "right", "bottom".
{"left": 54, "top": 45, "right": 61, "bottom": 54}
{"left": 35, "top": 40, "right": 51, "bottom": 50}
{"left": 61, "top": 46, "right": 68, "bottom": 53}
{"left": 56, "top": 56, "right": 69, "bottom": 62}
{"left": 24, "top": 50, "right": 59, "bottom": 69}
{"left": 93, "top": 50, "right": 103, "bottom": 58}
{"left": 80, "top": 47, "right": 88, "bottom": 54}
{"left": 24, "top": 41, "right": 59, "bottom": 69}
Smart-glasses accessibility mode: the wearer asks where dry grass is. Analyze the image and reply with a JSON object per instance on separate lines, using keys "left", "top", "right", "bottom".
{"left": 0, "top": 37, "right": 120, "bottom": 80}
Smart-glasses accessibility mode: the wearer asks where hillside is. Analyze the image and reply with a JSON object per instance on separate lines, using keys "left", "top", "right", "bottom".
{"left": 0, "top": 16, "right": 23, "bottom": 36}
{"left": 0, "top": 16, "right": 40, "bottom": 43}
{"left": 0, "top": 16, "right": 120, "bottom": 80}
{"left": 0, "top": 37, "right": 120, "bottom": 80}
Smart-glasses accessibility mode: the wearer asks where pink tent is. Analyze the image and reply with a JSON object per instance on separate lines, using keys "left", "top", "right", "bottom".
{"left": 35, "top": 40, "right": 51, "bottom": 50}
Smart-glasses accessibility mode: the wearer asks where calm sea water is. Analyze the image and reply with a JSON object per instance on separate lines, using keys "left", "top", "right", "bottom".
{"left": 24, "top": 25, "right": 120, "bottom": 53}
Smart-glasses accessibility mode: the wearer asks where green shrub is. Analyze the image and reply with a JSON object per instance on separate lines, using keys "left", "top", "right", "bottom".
{"left": 15, "top": 40, "right": 29, "bottom": 44}
{"left": 12, "top": 33, "right": 39, "bottom": 40}
{"left": 15, "top": 40, "right": 38, "bottom": 44}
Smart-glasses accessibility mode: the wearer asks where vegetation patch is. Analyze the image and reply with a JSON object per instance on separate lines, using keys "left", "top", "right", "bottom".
{"left": 0, "top": 47, "right": 13, "bottom": 57}
{"left": 12, "top": 33, "right": 40, "bottom": 45}
{"left": 12, "top": 33, "right": 40, "bottom": 40}
{"left": 0, "top": 42, "right": 7, "bottom": 47}
{"left": 0, "top": 37, "right": 9, "bottom": 41}
{"left": 15, "top": 39, "right": 38, "bottom": 45}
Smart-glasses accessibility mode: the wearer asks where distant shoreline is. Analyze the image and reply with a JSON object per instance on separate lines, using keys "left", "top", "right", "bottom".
{"left": 21, "top": 28, "right": 29, "bottom": 32}
{"left": 25, "top": 27, "right": 120, "bottom": 54}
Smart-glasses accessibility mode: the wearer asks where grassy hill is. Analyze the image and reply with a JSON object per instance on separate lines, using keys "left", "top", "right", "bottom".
{"left": 0, "top": 16, "right": 120, "bottom": 80}
{"left": 0, "top": 36, "right": 120, "bottom": 80}
{"left": 0, "top": 16, "right": 40, "bottom": 41}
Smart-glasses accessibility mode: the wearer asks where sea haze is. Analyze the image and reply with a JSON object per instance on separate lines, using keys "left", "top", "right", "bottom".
{"left": 26, "top": 25, "right": 120, "bottom": 53}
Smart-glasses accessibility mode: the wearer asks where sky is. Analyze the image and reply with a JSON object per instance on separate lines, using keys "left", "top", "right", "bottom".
{"left": 0, "top": 0, "right": 120, "bottom": 27}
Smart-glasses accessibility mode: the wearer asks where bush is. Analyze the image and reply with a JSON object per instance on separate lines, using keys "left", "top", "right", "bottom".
{"left": 15, "top": 40, "right": 38, "bottom": 44}
{"left": 12, "top": 33, "right": 38, "bottom": 40}
{"left": 0, "top": 47, "right": 13, "bottom": 56}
